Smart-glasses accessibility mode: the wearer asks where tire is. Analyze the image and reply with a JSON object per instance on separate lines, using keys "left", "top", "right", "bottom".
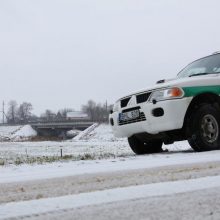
{"left": 188, "top": 104, "right": 220, "bottom": 152}
{"left": 128, "top": 136, "right": 163, "bottom": 155}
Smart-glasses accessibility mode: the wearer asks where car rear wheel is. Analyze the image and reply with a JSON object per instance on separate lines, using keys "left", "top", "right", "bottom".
{"left": 188, "top": 104, "right": 220, "bottom": 151}
{"left": 128, "top": 136, "right": 163, "bottom": 155}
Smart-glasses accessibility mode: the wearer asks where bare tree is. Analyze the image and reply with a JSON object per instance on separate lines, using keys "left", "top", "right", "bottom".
{"left": 7, "top": 100, "right": 18, "bottom": 124}
{"left": 82, "top": 100, "right": 111, "bottom": 122}
{"left": 40, "top": 109, "right": 56, "bottom": 121}
{"left": 17, "top": 102, "right": 33, "bottom": 123}
{"left": 82, "top": 100, "right": 96, "bottom": 121}
{"left": 58, "top": 108, "right": 74, "bottom": 118}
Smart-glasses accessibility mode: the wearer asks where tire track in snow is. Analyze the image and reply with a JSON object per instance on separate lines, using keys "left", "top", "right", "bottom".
{"left": 1, "top": 161, "right": 220, "bottom": 204}
{"left": 1, "top": 175, "right": 220, "bottom": 219}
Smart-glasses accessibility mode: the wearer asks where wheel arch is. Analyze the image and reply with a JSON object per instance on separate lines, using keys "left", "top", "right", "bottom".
{"left": 183, "top": 92, "right": 220, "bottom": 136}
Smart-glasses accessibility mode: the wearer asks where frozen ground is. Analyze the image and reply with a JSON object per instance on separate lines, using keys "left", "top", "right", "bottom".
{"left": 0, "top": 124, "right": 190, "bottom": 165}
{"left": 0, "top": 124, "right": 220, "bottom": 219}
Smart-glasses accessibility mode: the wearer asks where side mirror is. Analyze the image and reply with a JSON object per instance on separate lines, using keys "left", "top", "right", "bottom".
{"left": 156, "top": 79, "right": 165, "bottom": 84}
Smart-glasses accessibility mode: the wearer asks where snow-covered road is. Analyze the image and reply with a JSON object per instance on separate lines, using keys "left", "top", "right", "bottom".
{"left": 1, "top": 124, "right": 220, "bottom": 219}
{"left": 1, "top": 150, "right": 220, "bottom": 219}
{"left": 28, "top": 187, "right": 220, "bottom": 220}
{"left": 1, "top": 175, "right": 220, "bottom": 219}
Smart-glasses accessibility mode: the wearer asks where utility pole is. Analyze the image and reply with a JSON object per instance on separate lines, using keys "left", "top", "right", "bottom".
{"left": 2, "top": 101, "right": 5, "bottom": 124}
{"left": 105, "top": 100, "right": 108, "bottom": 122}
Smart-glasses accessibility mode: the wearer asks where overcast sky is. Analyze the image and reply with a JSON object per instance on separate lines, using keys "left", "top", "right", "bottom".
{"left": 1, "top": 0, "right": 220, "bottom": 115}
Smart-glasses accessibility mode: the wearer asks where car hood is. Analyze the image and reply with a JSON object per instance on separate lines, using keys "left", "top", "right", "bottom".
{"left": 119, "top": 74, "right": 220, "bottom": 100}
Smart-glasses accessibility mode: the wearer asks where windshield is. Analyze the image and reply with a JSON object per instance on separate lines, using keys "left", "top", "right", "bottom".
{"left": 177, "top": 53, "right": 220, "bottom": 78}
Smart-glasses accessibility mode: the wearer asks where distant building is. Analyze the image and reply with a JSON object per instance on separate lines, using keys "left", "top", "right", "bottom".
{"left": 66, "top": 111, "right": 89, "bottom": 120}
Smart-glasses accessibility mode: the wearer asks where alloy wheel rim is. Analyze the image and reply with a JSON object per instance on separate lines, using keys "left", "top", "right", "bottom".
{"left": 201, "top": 114, "right": 219, "bottom": 143}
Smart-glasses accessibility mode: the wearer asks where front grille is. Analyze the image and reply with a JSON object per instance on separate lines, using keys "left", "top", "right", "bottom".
{"left": 136, "top": 92, "right": 151, "bottom": 104}
{"left": 122, "top": 106, "right": 140, "bottom": 113}
{"left": 118, "top": 112, "right": 146, "bottom": 126}
{"left": 121, "top": 97, "right": 131, "bottom": 108}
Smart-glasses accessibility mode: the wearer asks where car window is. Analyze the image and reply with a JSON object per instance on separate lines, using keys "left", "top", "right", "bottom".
{"left": 178, "top": 54, "right": 220, "bottom": 78}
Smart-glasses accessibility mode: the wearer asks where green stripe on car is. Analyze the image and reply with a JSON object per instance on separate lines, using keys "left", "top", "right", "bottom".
{"left": 183, "top": 85, "right": 220, "bottom": 97}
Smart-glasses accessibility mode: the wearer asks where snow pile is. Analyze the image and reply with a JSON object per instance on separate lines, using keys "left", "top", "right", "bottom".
{"left": 0, "top": 126, "right": 22, "bottom": 141}
{"left": 88, "top": 124, "right": 126, "bottom": 142}
{"left": 66, "top": 129, "right": 81, "bottom": 138}
{"left": 11, "top": 125, "right": 37, "bottom": 141}
{"left": 73, "top": 123, "right": 125, "bottom": 142}
{"left": 73, "top": 123, "right": 98, "bottom": 141}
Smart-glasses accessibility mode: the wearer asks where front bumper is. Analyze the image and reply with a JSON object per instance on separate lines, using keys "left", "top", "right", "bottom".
{"left": 109, "top": 97, "right": 192, "bottom": 138}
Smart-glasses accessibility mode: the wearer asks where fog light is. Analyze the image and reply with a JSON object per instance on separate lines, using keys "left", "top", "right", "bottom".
{"left": 152, "top": 108, "right": 164, "bottom": 117}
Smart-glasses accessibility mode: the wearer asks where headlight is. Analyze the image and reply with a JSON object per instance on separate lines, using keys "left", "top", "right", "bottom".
{"left": 113, "top": 101, "right": 120, "bottom": 112}
{"left": 149, "top": 87, "right": 184, "bottom": 102}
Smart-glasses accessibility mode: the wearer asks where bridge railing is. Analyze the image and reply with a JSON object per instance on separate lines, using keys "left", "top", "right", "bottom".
{"left": 0, "top": 119, "right": 97, "bottom": 127}
{"left": 31, "top": 121, "right": 95, "bottom": 126}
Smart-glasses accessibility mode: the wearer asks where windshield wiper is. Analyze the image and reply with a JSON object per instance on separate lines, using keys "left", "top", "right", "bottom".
{"left": 189, "top": 72, "right": 219, "bottom": 77}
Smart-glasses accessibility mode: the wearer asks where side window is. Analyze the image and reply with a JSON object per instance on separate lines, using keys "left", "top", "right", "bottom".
{"left": 186, "top": 67, "right": 206, "bottom": 75}
{"left": 213, "top": 67, "right": 220, "bottom": 73}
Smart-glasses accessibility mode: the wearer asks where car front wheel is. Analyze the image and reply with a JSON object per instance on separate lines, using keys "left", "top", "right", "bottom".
{"left": 188, "top": 104, "right": 220, "bottom": 151}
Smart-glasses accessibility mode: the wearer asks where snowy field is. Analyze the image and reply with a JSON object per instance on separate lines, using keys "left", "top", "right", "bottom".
{"left": 0, "top": 124, "right": 191, "bottom": 165}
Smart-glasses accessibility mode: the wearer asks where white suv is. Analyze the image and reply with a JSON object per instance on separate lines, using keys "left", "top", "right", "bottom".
{"left": 110, "top": 52, "right": 220, "bottom": 154}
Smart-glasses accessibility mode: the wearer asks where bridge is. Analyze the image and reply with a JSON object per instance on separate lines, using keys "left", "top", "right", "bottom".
{"left": 30, "top": 120, "right": 95, "bottom": 137}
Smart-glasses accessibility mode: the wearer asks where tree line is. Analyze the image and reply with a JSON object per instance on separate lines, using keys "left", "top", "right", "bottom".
{"left": 7, "top": 101, "right": 34, "bottom": 124}
{"left": 5, "top": 100, "right": 112, "bottom": 124}
{"left": 82, "top": 100, "right": 113, "bottom": 123}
